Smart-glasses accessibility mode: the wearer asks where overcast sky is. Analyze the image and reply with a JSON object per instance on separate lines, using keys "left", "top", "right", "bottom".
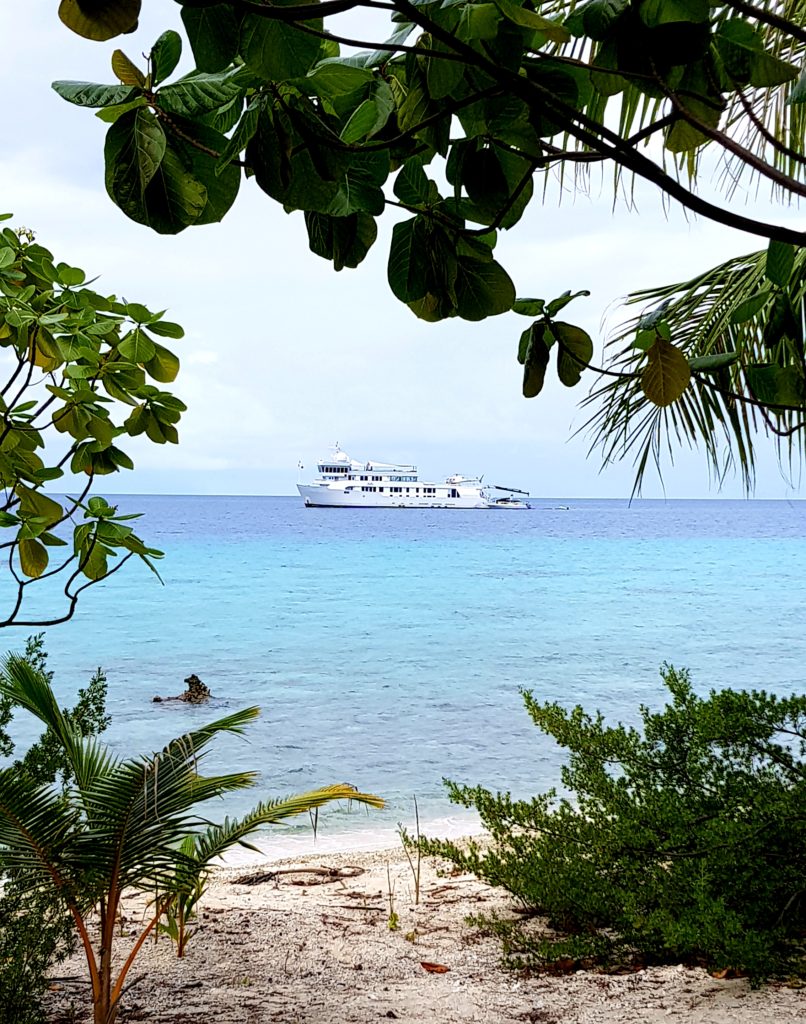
{"left": 0, "top": 3, "right": 803, "bottom": 499}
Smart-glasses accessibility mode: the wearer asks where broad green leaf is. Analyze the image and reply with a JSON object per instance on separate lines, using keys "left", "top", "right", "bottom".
{"left": 18, "top": 537, "right": 49, "bottom": 578}
{"left": 393, "top": 162, "right": 433, "bottom": 206}
{"left": 716, "top": 19, "right": 796, "bottom": 88}
{"left": 118, "top": 328, "right": 156, "bottom": 363}
{"left": 157, "top": 70, "right": 244, "bottom": 118}
{"left": 389, "top": 219, "right": 429, "bottom": 303}
{"left": 454, "top": 257, "right": 515, "bottom": 321}
{"left": 716, "top": 19, "right": 762, "bottom": 83}
{"left": 144, "top": 342, "right": 180, "bottom": 383}
{"left": 305, "top": 62, "right": 374, "bottom": 97}
{"left": 17, "top": 486, "right": 63, "bottom": 526}
{"left": 151, "top": 30, "right": 182, "bottom": 86}
{"left": 95, "top": 96, "right": 148, "bottom": 124}
{"left": 745, "top": 364, "right": 806, "bottom": 407}
{"left": 545, "top": 290, "right": 590, "bottom": 317}
{"left": 148, "top": 320, "right": 184, "bottom": 339}
{"left": 182, "top": 3, "right": 240, "bottom": 73}
{"left": 689, "top": 352, "right": 739, "bottom": 371}
{"left": 57, "top": 263, "right": 86, "bottom": 287}
{"left": 305, "top": 211, "right": 378, "bottom": 271}
{"left": 730, "top": 291, "right": 770, "bottom": 324}
{"left": 52, "top": 80, "right": 139, "bottom": 108}
{"left": 763, "top": 292, "right": 801, "bottom": 350}
{"left": 340, "top": 99, "right": 379, "bottom": 144}
{"left": 81, "top": 541, "right": 109, "bottom": 580}
{"left": 522, "top": 325, "right": 550, "bottom": 398}
{"left": 125, "top": 302, "right": 152, "bottom": 322}
{"left": 639, "top": 0, "right": 709, "bottom": 26}
{"left": 138, "top": 143, "right": 208, "bottom": 234}
{"left": 765, "top": 240, "right": 796, "bottom": 287}
{"left": 0, "top": 248, "right": 16, "bottom": 270}
{"left": 168, "top": 118, "right": 241, "bottom": 225}
{"left": 582, "top": 0, "right": 629, "bottom": 40}
{"left": 425, "top": 41, "right": 465, "bottom": 100}
{"left": 241, "top": 15, "right": 322, "bottom": 82}
{"left": 749, "top": 50, "right": 798, "bottom": 89}
{"left": 493, "top": 0, "right": 569, "bottom": 42}
{"left": 104, "top": 108, "right": 167, "bottom": 220}
{"left": 248, "top": 110, "right": 332, "bottom": 212}
{"left": 58, "top": 0, "right": 140, "bottom": 41}
{"left": 216, "top": 104, "right": 259, "bottom": 174}
{"left": 665, "top": 63, "right": 725, "bottom": 153}
{"left": 554, "top": 321, "right": 594, "bottom": 387}
{"left": 513, "top": 298, "right": 545, "bottom": 317}
{"left": 634, "top": 329, "right": 656, "bottom": 351}
{"left": 111, "top": 50, "right": 145, "bottom": 87}
{"left": 457, "top": 3, "right": 501, "bottom": 42}
{"left": 590, "top": 39, "right": 627, "bottom": 97}
{"left": 641, "top": 338, "right": 691, "bottom": 407}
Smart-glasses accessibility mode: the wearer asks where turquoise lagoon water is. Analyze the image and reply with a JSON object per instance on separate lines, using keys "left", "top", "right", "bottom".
{"left": 2, "top": 496, "right": 805, "bottom": 852}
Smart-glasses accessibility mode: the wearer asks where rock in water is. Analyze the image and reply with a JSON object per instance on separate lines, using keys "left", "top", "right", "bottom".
{"left": 152, "top": 674, "right": 212, "bottom": 704}
{"left": 183, "top": 674, "right": 211, "bottom": 703}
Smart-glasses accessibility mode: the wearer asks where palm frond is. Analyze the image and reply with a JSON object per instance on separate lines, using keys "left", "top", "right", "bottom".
{"left": 188, "top": 783, "right": 386, "bottom": 868}
{"left": 0, "top": 767, "right": 79, "bottom": 899}
{"left": 583, "top": 247, "right": 806, "bottom": 492}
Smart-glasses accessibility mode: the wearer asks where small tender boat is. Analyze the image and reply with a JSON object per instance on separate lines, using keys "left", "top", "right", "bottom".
{"left": 491, "top": 495, "right": 530, "bottom": 509}
{"left": 489, "top": 485, "right": 531, "bottom": 509}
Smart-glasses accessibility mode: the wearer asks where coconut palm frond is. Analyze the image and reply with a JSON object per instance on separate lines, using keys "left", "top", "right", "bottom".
{"left": 187, "top": 783, "right": 385, "bottom": 867}
{"left": 583, "top": 247, "right": 806, "bottom": 493}
{"left": 0, "top": 766, "right": 78, "bottom": 890}
{"left": 77, "top": 731, "right": 260, "bottom": 894}
{"left": 720, "top": 0, "right": 806, "bottom": 186}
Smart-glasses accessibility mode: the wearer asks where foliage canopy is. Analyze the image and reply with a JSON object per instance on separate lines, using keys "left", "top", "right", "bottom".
{"left": 0, "top": 221, "right": 184, "bottom": 626}
{"left": 51, "top": 0, "right": 806, "bottom": 489}
{"left": 420, "top": 666, "right": 806, "bottom": 982}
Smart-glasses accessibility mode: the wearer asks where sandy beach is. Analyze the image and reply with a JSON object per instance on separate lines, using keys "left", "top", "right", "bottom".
{"left": 45, "top": 842, "right": 806, "bottom": 1024}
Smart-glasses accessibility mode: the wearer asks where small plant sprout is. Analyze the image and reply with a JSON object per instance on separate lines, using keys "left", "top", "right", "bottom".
{"left": 386, "top": 865, "right": 399, "bottom": 932}
{"left": 398, "top": 795, "right": 422, "bottom": 906}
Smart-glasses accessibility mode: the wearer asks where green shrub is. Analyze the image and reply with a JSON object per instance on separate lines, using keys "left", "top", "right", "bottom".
{"left": 421, "top": 666, "right": 806, "bottom": 983}
{"left": 0, "top": 635, "right": 109, "bottom": 1024}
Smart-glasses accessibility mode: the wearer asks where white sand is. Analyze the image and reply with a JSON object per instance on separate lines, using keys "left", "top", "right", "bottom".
{"left": 45, "top": 844, "right": 806, "bottom": 1023}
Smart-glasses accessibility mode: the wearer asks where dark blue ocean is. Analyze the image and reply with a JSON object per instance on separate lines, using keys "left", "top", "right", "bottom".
{"left": 2, "top": 496, "right": 805, "bottom": 853}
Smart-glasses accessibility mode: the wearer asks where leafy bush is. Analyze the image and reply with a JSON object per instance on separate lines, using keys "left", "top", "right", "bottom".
{"left": 421, "top": 666, "right": 806, "bottom": 983}
{"left": 0, "top": 635, "right": 109, "bottom": 1024}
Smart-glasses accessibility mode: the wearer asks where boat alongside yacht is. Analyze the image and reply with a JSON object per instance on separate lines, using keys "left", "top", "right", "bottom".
{"left": 297, "top": 447, "right": 530, "bottom": 509}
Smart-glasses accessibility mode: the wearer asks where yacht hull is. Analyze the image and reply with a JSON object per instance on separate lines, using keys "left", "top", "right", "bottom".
{"left": 297, "top": 485, "right": 490, "bottom": 509}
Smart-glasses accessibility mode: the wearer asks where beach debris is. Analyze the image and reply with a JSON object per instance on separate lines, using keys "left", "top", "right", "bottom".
{"left": 152, "top": 673, "right": 212, "bottom": 704}
{"left": 420, "top": 962, "right": 450, "bottom": 974}
{"left": 232, "top": 866, "right": 365, "bottom": 886}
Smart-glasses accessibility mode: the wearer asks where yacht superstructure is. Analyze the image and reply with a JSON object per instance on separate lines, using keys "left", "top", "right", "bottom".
{"left": 297, "top": 447, "right": 525, "bottom": 509}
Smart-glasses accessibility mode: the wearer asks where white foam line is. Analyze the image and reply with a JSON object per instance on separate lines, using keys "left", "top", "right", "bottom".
{"left": 217, "top": 814, "right": 486, "bottom": 867}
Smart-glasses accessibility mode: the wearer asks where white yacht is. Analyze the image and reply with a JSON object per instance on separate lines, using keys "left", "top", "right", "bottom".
{"left": 297, "top": 447, "right": 528, "bottom": 509}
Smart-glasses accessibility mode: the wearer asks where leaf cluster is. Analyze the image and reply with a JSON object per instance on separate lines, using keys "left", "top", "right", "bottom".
{"left": 420, "top": 666, "right": 806, "bottom": 983}
{"left": 0, "top": 220, "right": 186, "bottom": 626}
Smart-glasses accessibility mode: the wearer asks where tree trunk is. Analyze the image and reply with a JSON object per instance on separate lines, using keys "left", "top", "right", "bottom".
{"left": 95, "top": 942, "right": 114, "bottom": 1024}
